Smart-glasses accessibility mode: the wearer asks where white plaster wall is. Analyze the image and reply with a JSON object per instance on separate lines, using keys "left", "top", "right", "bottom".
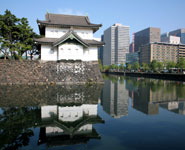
{"left": 58, "top": 43, "right": 84, "bottom": 60}
{"left": 41, "top": 106, "right": 57, "bottom": 118}
{"left": 74, "top": 29, "right": 93, "bottom": 39}
{"left": 58, "top": 44, "right": 98, "bottom": 61}
{"left": 41, "top": 45, "right": 57, "bottom": 61}
{"left": 45, "top": 27, "right": 93, "bottom": 39}
{"left": 45, "top": 27, "right": 69, "bottom": 38}
{"left": 86, "top": 47, "right": 98, "bottom": 61}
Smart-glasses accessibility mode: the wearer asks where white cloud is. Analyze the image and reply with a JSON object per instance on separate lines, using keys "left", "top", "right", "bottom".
{"left": 57, "top": 8, "right": 86, "bottom": 16}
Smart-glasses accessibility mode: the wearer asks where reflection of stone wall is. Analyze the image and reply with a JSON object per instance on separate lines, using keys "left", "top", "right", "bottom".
{"left": 0, "top": 84, "right": 103, "bottom": 107}
{"left": 0, "top": 60, "right": 103, "bottom": 84}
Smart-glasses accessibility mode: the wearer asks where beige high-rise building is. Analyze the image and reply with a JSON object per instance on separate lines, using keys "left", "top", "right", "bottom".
{"left": 140, "top": 42, "right": 185, "bottom": 64}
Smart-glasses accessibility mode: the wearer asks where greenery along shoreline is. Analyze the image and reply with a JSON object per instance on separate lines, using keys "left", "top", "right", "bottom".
{"left": 99, "top": 59, "right": 185, "bottom": 73}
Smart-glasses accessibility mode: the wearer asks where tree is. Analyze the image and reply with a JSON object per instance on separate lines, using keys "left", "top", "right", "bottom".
{"left": 0, "top": 10, "right": 39, "bottom": 60}
{"left": 142, "top": 63, "right": 150, "bottom": 72}
{"left": 127, "top": 64, "right": 132, "bottom": 71}
{"left": 150, "top": 60, "right": 158, "bottom": 72}
{"left": 133, "top": 62, "right": 140, "bottom": 71}
{"left": 166, "top": 61, "right": 176, "bottom": 70}
{"left": 177, "top": 57, "right": 185, "bottom": 72}
{"left": 119, "top": 63, "right": 124, "bottom": 71}
{"left": 158, "top": 62, "right": 163, "bottom": 71}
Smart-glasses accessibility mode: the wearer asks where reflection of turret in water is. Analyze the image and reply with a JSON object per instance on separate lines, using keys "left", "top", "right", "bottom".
{"left": 38, "top": 103, "right": 104, "bottom": 147}
{"left": 0, "top": 84, "right": 104, "bottom": 148}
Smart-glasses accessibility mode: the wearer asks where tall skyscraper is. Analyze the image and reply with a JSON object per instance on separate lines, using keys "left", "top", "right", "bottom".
{"left": 169, "top": 28, "right": 185, "bottom": 44}
{"left": 134, "top": 27, "right": 161, "bottom": 52}
{"left": 102, "top": 23, "right": 130, "bottom": 65}
{"left": 98, "top": 35, "right": 104, "bottom": 63}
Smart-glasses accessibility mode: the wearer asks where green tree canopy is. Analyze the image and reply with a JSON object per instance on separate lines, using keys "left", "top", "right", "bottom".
{"left": 0, "top": 10, "right": 39, "bottom": 59}
{"left": 127, "top": 64, "right": 132, "bottom": 71}
{"left": 177, "top": 57, "right": 185, "bottom": 70}
{"left": 142, "top": 63, "right": 150, "bottom": 71}
{"left": 158, "top": 62, "right": 163, "bottom": 71}
{"left": 151, "top": 60, "right": 158, "bottom": 72}
{"left": 166, "top": 61, "right": 176, "bottom": 70}
{"left": 133, "top": 62, "right": 140, "bottom": 71}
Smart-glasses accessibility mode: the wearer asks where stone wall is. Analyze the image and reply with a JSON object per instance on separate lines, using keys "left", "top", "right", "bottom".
{"left": 0, "top": 60, "right": 103, "bottom": 84}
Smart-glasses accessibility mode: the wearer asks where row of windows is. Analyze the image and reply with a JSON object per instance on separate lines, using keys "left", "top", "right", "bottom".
{"left": 60, "top": 48, "right": 79, "bottom": 51}
{"left": 50, "top": 30, "right": 89, "bottom": 35}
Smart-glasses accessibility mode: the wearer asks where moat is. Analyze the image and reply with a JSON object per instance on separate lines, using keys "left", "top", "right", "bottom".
{"left": 0, "top": 75, "right": 185, "bottom": 150}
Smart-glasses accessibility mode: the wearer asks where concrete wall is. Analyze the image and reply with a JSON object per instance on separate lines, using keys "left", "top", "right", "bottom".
{"left": 0, "top": 60, "right": 103, "bottom": 85}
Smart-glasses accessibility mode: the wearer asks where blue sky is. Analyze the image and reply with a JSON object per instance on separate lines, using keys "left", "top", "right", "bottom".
{"left": 1, "top": 0, "right": 185, "bottom": 42}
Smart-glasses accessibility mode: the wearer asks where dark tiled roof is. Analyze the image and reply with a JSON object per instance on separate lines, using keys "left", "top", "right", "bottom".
{"left": 37, "top": 13, "right": 102, "bottom": 28}
{"left": 34, "top": 37, "right": 57, "bottom": 44}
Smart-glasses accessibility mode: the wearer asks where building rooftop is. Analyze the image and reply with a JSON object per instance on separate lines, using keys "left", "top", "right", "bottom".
{"left": 142, "top": 42, "right": 185, "bottom": 46}
{"left": 37, "top": 13, "right": 102, "bottom": 34}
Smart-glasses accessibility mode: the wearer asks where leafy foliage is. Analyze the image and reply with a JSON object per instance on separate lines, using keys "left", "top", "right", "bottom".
{"left": 0, "top": 10, "right": 39, "bottom": 59}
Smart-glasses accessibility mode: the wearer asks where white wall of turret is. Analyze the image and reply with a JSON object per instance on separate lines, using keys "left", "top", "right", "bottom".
{"left": 45, "top": 27, "right": 93, "bottom": 39}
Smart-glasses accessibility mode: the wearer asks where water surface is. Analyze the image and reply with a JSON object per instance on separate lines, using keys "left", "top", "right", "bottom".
{"left": 0, "top": 75, "right": 185, "bottom": 150}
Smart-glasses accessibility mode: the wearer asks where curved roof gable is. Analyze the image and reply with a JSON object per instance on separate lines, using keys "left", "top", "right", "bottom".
{"left": 52, "top": 29, "right": 89, "bottom": 48}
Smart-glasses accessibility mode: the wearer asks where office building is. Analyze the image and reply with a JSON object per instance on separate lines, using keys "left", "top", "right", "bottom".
{"left": 169, "top": 28, "right": 185, "bottom": 44}
{"left": 103, "top": 23, "right": 130, "bottom": 65}
{"left": 161, "top": 32, "right": 180, "bottom": 44}
{"left": 126, "top": 52, "right": 139, "bottom": 64}
{"left": 140, "top": 42, "right": 185, "bottom": 64}
{"left": 134, "top": 27, "right": 160, "bottom": 52}
{"left": 98, "top": 35, "right": 104, "bottom": 63}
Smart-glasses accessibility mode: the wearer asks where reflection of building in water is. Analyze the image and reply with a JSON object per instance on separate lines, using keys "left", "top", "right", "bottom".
{"left": 131, "top": 80, "right": 185, "bottom": 115}
{"left": 101, "top": 80, "right": 129, "bottom": 118}
{"left": 133, "top": 86, "right": 159, "bottom": 115}
{"left": 38, "top": 104, "right": 104, "bottom": 147}
{"left": 160, "top": 101, "right": 185, "bottom": 115}
{"left": 0, "top": 84, "right": 104, "bottom": 149}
